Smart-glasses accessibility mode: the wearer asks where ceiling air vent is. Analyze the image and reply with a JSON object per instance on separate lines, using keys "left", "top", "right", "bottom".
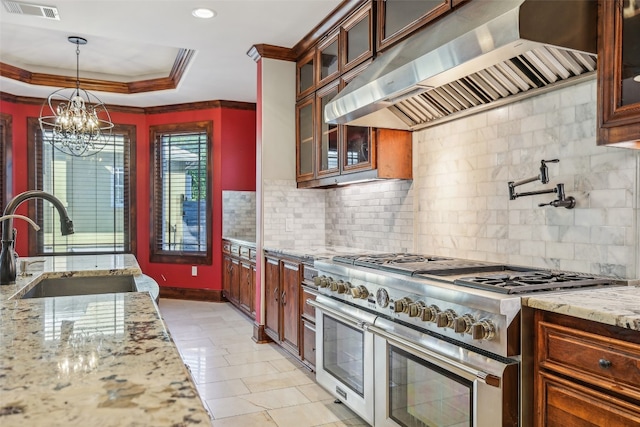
{"left": 2, "top": 1, "right": 60, "bottom": 19}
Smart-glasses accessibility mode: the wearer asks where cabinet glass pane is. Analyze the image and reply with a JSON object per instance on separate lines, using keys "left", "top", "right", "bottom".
{"left": 320, "top": 90, "right": 339, "bottom": 172}
{"left": 299, "top": 103, "right": 313, "bottom": 175}
{"left": 384, "top": 0, "right": 446, "bottom": 38}
{"left": 299, "top": 59, "right": 314, "bottom": 93}
{"left": 320, "top": 40, "right": 339, "bottom": 79}
{"left": 622, "top": 4, "right": 640, "bottom": 106}
{"left": 347, "top": 18, "right": 369, "bottom": 64}
{"left": 345, "top": 126, "right": 370, "bottom": 166}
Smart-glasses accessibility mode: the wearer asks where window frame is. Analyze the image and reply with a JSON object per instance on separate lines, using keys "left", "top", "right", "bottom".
{"left": 0, "top": 113, "right": 12, "bottom": 210}
{"left": 26, "top": 118, "right": 137, "bottom": 256}
{"left": 149, "top": 121, "right": 213, "bottom": 265}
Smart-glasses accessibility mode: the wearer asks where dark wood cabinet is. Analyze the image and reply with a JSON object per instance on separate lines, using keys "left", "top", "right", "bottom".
{"left": 222, "top": 239, "right": 256, "bottom": 319}
{"left": 341, "top": 4, "right": 373, "bottom": 73}
{"left": 376, "top": 0, "right": 451, "bottom": 52}
{"left": 264, "top": 255, "right": 302, "bottom": 357}
{"left": 317, "top": 30, "right": 340, "bottom": 88}
{"left": 296, "top": 95, "right": 315, "bottom": 181}
{"left": 300, "top": 285, "right": 317, "bottom": 371}
{"left": 281, "top": 260, "right": 301, "bottom": 356}
{"left": 597, "top": 0, "right": 640, "bottom": 148}
{"left": 534, "top": 310, "right": 640, "bottom": 426}
{"left": 297, "top": 50, "right": 316, "bottom": 100}
{"left": 316, "top": 81, "right": 341, "bottom": 178}
{"left": 264, "top": 256, "right": 281, "bottom": 340}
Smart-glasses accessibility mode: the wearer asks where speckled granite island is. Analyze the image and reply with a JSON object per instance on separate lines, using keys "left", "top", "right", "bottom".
{"left": 0, "top": 254, "right": 210, "bottom": 426}
{"left": 523, "top": 285, "right": 640, "bottom": 331}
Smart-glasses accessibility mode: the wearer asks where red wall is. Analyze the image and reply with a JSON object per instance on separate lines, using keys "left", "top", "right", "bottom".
{"left": 0, "top": 98, "right": 256, "bottom": 291}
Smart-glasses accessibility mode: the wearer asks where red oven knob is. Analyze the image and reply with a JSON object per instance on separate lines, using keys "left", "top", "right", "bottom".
{"left": 350, "top": 285, "right": 369, "bottom": 299}
{"left": 471, "top": 320, "right": 496, "bottom": 341}
{"left": 421, "top": 305, "right": 440, "bottom": 322}
{"left": 454, "top": 314, "right": 474, "bottom": 334}
{"left": 436, "top": 309, "right": 457, "bottom": 328}
{"left": 392, "top": 297, "right": 412, "bottom": 313}
{"left": 407, "top": 301, "right": 425, "bottom": 317}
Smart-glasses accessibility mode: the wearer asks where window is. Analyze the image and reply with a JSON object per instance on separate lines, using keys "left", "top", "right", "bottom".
{"left": 149, "top": 121, "right": 212, "bottom": 264}
{"left": 27, "top": 118, "right": 136, "bottom": 255}
{"left": 0, "top": 113, "right": 12, "bottom": 209}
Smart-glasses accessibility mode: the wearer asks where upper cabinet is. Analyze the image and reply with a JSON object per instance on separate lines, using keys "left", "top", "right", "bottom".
{"left": 297, "top": 50, "right": 316, "bottom": 100}
{"left": 376, "top": 0, "right": 451, "bottom": 52}
{"left": 341, "top": 5, "right": 374, "bottom": 73}
{"left": 598, "top": 0, "right": 640, "bottom": 148}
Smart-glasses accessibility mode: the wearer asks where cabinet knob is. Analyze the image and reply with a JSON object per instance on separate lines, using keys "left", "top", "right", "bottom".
{"left": 598, "top": 358, "right": 612, "bottom": 369}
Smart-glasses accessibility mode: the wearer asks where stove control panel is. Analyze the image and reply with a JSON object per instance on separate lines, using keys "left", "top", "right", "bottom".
{"left": 313, "top": 271, "right": 507, "bottom": 355}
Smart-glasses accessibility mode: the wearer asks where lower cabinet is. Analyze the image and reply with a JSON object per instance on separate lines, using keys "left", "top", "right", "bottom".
{"left": 264, "top": 255, "right": 302, "bottom": 357}
{"left": 534, "top": 310, "right": 640, "bottom": 426}
{"left": 300, "top": 286, "right": 317, "bottom": 371}
{"left": 222, "top": 239, "right": 256, "bottom": 319}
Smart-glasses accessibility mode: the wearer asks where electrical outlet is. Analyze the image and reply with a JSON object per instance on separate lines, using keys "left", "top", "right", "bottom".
{"left": 191, "top": 266, "right": 197, "bottom": 277}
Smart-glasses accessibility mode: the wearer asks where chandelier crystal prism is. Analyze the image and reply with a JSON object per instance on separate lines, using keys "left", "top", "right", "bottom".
{"left": 39, "top": 36, "right": 114, "bottom": 157}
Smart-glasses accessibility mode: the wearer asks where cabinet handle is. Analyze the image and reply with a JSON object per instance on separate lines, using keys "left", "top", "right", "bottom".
{"left": 598, "top": 358, "right": 612, "bottom": 369}
{"left": 282, "top": 291, "right": 286, "bottom": 305}
{"left": 274, "top": 287, "right": 279, "bottom": 302}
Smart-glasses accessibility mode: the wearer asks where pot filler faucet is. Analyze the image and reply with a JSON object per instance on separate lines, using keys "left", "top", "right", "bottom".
{"left": 0, "top": 191, "right": 74, "bottom": 285}
{"left": 508, "top": 159, "right": 576, "bottom": 209}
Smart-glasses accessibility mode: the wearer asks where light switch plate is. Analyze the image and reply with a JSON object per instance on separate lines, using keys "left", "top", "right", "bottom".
{"left": 191, "top": 266, "right": 197, "bottom": 276}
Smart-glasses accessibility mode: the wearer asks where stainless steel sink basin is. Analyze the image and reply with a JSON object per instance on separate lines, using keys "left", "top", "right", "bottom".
{"left": 21, "top": 275, "right": 137, "bottom": 299}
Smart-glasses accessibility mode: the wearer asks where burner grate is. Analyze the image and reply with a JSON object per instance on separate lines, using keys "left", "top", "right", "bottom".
{"left": 454, "top": 271, "right": 616, "bottom": 294}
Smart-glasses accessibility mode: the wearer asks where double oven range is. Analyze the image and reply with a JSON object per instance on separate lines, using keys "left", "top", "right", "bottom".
{"left": 306, "top": 253, "right": 623, "bottom": 427}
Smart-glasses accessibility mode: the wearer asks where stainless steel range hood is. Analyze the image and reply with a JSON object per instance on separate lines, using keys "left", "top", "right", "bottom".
{"left": 325, "top": 0, "right": 597, "bottom": 131}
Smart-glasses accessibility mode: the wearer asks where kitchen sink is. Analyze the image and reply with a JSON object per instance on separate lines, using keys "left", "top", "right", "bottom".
{"left": 21, "top": 275, "right": 137, "bottom": 299}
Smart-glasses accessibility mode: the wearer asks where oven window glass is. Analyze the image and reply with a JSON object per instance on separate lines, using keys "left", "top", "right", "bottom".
{"left": 323, "top": 316, "right": 365, "bottom": 396}
{"left": 389, "top": 346, "right": 472, "bottom": 427}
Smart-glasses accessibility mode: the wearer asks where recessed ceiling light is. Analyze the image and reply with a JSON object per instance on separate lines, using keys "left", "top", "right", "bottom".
{"left": 192, "top": 8, "right": 216, "bottom": 19}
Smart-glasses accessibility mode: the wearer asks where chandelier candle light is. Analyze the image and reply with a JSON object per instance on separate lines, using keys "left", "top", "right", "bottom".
{"left": 38, "top": 36, "right": 114, "bottom": 157}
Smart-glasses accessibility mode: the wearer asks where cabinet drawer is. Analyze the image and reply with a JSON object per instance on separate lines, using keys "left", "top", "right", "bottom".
{"left": 222, "top": 241, "right": 231, "bottom": 254}
{"left": 230, "top": 244, "right": 240, "bottom": 256}
{"left": 239, "top": 246, "right": 250, "bottom": 259}
{"left": 302, "top": 288, "right": 317, "bottom": 321}
{"left": 538, "top": 321, "right": 640, "bottom": 401}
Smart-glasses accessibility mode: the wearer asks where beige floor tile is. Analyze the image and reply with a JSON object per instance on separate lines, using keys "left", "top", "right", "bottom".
{"left": 222, "top": 341, "right": 274, "bottom": 354}
{"left": 242, "top": 369, "right": 315, "bottom": 393}
{"left": 241, "top": 386, "right": 312, "bottom": 410}
{"left": 269, "top": 356, "right": 306, "bottom": 373}
{"left": 197, "top": 361, "right": 281, "bottom": 384}
{"left": 297, "top": 383, "right": 334, "bottom": 402}
{"left": 314, "top": 417, "right": 370, "bottom": 427}
{"left": 206, "top": 395, "right": 265, "bottom": 419}
{"left": 223, "top": 347, "right": 287, "bottom": 365}
{"left": 211, "top": 411, "right": 277, "bottom": 427}
{"left": 197, "top": 378, "right": 251, "bottom": 400}
{"left": 268, "top": 400, "right": 353, "bottom": 427}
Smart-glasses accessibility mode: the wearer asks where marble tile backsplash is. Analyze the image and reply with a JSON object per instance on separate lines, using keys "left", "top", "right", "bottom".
{"left": 263, "top": 179, "right": 325, "bottom": 248}
{"left": 222, "top": 191, "right": 256, "bottom": 239}
{"left": 411, "top": 79, "right": 639, "bottom": 278}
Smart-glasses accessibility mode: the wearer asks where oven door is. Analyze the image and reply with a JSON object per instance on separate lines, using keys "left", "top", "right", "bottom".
{"left": 308, "top": 295, "right": 377, "bottom": 426}
{"left": 370, "top": 318, "right": 519, "bottom": 427}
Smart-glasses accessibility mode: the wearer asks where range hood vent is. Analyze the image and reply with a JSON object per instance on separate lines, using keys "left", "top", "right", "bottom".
{"left": 325, "top": 0, "right": 597, "bottom": 131}
{"left": 2, "top": 1, "right": 60, "bottom": 19}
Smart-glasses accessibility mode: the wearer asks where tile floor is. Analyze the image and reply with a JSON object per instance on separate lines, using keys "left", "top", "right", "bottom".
{"left": 158, "top": 298, "right": 368, "bottom": 427}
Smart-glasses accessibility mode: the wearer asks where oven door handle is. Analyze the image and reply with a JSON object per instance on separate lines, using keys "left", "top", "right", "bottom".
{"left": 365, "top": 324, "right": 501, "bottom": 388}
{"left": 307, "top": 299, "right": 368, "bottom": 330}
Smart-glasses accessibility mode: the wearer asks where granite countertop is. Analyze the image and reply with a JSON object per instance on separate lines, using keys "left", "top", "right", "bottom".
{"left": 0, "top": 254, "right": 210, "bottom": 426}
{"left": 222, "top": 236, "right": 256, "bottom": 247}
{"left": 263, "top": 244, "right": 382, "bottom": 264}
{"left": 523, "top": 285, "right": 640, "bottom": 331}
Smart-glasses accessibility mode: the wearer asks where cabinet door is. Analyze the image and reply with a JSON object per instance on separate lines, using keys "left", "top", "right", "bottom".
{"left": 302, "top": 318, "right": 316, "bottom": 369}
{"left": 597, "top": 0, "right": 640, "bottom": 147}
{"left": 281, "top": 260, "right": 301, "bottom": 355}
{"left": 296, "top": 96, "right": 315, "bottom": 182}
{"left": 341, "top": 63, "right": 374, "bottom": 173}
{"left": 239, "top": 261, "right": 252, "bottom": 315}
{"left": 229, "top": 258, "right": 240, "bottom": 304}
{"left": 341, "top": 4, "right": 373, "bottom": 73}
{"left": 317, "top": 81, "right": 340, "bottom": 177}
{"left": 297, "top": 50, "right": 316, "bottom": 100}
{"left": 222, "top": 255, "right": 233, "bottom": 300}
{"left": 536, "top": 371, "right": 640, "bottom": 427}
{"left": 317, "top": 31, "right": 340, "bottom": 88}
{"left": 377, "top": 0, "right": 451, "bottom": 52}
{"left": 251, "top": 264, "right": 256, "bottom": 317}
{"left": 264, "top": 257, "right": 281, "bottom": 340}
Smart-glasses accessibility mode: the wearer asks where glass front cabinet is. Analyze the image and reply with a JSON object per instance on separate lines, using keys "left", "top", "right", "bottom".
{"left": 598, "top": 0, "right": 640, "bottom": 147}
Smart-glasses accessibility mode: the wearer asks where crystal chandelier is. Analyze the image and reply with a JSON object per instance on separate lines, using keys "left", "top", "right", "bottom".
{"left": 39, "top": 36, "right": 114, "bottom": 157}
